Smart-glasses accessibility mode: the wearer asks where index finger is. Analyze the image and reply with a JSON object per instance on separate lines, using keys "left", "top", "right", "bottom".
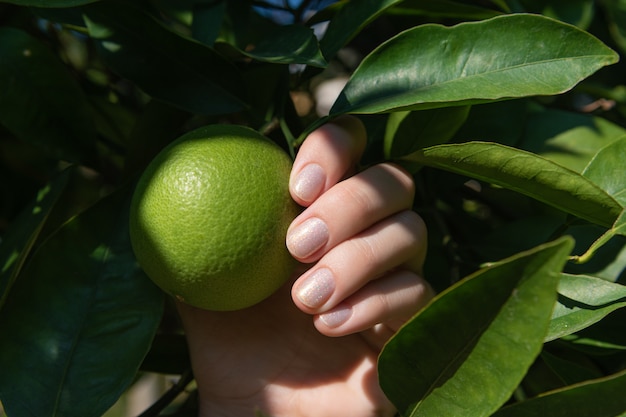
{"left": 290, "top": 116, "right": 367, "bottom": 207}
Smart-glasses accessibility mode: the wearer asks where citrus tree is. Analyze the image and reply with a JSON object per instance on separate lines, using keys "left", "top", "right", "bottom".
{"left": 1, "top": 1, "right": 626, "bottom": 416}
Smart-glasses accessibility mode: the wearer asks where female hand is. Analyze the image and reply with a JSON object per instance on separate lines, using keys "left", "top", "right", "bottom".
{"left": 176, "top": 117, "right": 434, "bottom": 417}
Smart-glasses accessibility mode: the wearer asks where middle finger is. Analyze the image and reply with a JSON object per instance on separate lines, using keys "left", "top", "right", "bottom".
{"left": 286, "top": 163, "right": 415, "bottom": 264}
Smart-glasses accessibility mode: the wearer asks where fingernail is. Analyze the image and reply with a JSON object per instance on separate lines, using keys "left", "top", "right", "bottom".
{"left": 296, "top": 268, "right": 335, "bottom": 308}
{"left": 287, "top": 217, "right": 329, "bottom": 259}
{"left": 292, "top": 163, "right": 325, "bottom": 203}
{"left": 319, "top": 305, "right": 352, "bottom": 328}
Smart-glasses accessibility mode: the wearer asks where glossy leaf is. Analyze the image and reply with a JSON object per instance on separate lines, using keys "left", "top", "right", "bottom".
{"left": 82, "top": 1, "right": 247, "bottom": 115}
{"left": 0, "top": 28, "right": 97, "bottom": 164}
{"left": 0, "top": 169, "right": 71, "bottom": 310}
{"left": 0, "top": 189, "right": 164, "bottom": 417}
{"left": 583, "top": 136, "right": 626, "bottom": 206}
{"left": 384, "top": 106, "right": 470, "bottom": 159}
{"left": 547, "top": 273, "right": 626, "bottom": 342}
{"left": 492, "top": 369, "right": 626, "bottom": 417}
{"left": 403, "top": 142, "right": 623, "bottom": 227}
{"left": 379, "top": 237, "right": 574, "bottom": 417}
{"left": 330, "top": 14, "right": 618, "bottom": 115}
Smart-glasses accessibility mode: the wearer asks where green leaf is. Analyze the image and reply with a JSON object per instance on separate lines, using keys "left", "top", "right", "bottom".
{"left": 403, "top": 142, "right": 623, "bottom": 227}
{"left": 0, "top": 28, "right": 97, "bottom": 164}
{"left": 330, "top": 14, "right": 619, "bottom": 115}
{"left": 546, "top": 273, "right": 626, "bottom": 342}
{"left": 583, "top": 136, "right": 626, "bottom": 206}
{"left": 238, "top": 24, "right": 326, "bottom": 67}
{"left": 520, "top": 0, "right": 595, "bottom": 28}
{"left": 0, "top": 188, "right": 164, "bottom": 417}
{"left": 0, "top": 169, "right": 71, "bottom": 310}
{"left": 519, "top": 108, "right": 626, "bottom": 173}
{"left": 604, "top": 0, "right": 626, "bottom": 54}
{"left": 2, "top": 0, "right": 99, "bottom": 6}
{"left": 492, "top": 368, "right": 626, "bottom": 417}
{"left": 82, "top": 1, "right": 247, "bottom": 115}
{"left": 384, "top": 106, "right": 470, "bottom": 159}
{"left": 379, "top": 237, "right": 574, "bottom": 417}
{"left": 318, "top": 0, "right": 402, "bottom": 61}
{"left": 390, "top": 0, "right": 504, "bottom": 20}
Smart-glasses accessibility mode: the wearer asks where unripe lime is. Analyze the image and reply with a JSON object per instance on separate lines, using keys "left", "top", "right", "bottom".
{"left": 129, "top": 124, "right": 300, "bottom": 311}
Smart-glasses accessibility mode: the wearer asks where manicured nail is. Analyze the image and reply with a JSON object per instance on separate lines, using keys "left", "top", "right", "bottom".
{"left": 319, "top": 305, "right": 352, "bottom": 328}
{"left": 287, "top": 217, "right": 329, "bottom": 259}
{"left": 296, "top": 268, "right": 335, "bottom": 308}
{"left": 292, "top": 163, "right": 325, "bottom": 203}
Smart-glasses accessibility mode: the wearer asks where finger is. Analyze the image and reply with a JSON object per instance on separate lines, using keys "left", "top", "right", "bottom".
{"left": 290, "top": 116, "right": 366, "bottom": 206}
{"left": 313, "top": 270, "right": 434, "bottom": 337}
{"left": 292, "top": 210, "right": 427, "bottom": 313}
{"left": 287, "top": 163, "right": 415, "bottom": 263}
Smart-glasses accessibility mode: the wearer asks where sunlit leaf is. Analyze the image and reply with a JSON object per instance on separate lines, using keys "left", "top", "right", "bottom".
{"left": 583, "top": 136, "right": 626, "bottom": 206}
{"left": 0, "top": 189, "right": 164, "bottom": 417}
{"left": 379, "top": 237, "right": 573, "bottom": 417}
{"left": 403, "top": 142, "right": 623, "bottom": 227}
{"left": 330, "top": 14, "right": 618, "bottom": 115}
{"left": 547, "top": 273, "right": 626, "bottom": 342}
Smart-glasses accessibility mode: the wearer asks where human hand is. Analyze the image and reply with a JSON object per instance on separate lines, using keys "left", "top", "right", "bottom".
{"left": 176, "top": 117, "right": 434, "bottom": 417}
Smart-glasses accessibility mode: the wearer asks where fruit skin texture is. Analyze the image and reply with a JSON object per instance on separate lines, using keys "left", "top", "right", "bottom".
{"left": 129, "top": 124, "right": 300, "bottom": 311}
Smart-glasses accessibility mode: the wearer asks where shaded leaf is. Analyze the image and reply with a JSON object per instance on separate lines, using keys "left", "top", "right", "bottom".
{"left": 384, "top": 106, "right": 470, "bottom": 159}
{"left": 2, "top": 0, "right": 99, "bottom": 6}
{"left": 0, "top": 169, "right": 71, "bottom": 309}
{"left": 403, "top": 142, "right": 623, "bottom": 227}
{"left": 330, "top": 14, "right": 618, "bottom": 115}
{"left": 0, "top": 188, "right": 164, "bottom": 417}
{"left": 379, "top": 237, "right": 574, "bottom": 417}
{"left": 583, "top": 136, "right": 626, "bottom": 206}
{"left": 604, "top": 0, "right": 626, "bottom": 54}
{"left": 547, "top": 273, "right": 626, "bottom": 342}
{"left": 391, "top": 0, "right": 503, "bottom": 20}
{"left": 239, "top": 24, "right": 326, "bottom": 67}
{"left": 82, "top": 1, "right": 247, "bottom": 115}
{"left": 540, "top": 350, "right": 604, "bottom": 386}
{"left": 519, "top": 108, "right": 626, "bottom": 173}
{"left": 0, "top": 28, "right": 97, "bottom": 164}
{"left": 520, "top": 0, "right": 595, "bottom": 28}
{"left": 492, "top": 368, "right": 626, "bottom": 417}
{"left": 318, "top": 0, "right": 402, "bottom": 61}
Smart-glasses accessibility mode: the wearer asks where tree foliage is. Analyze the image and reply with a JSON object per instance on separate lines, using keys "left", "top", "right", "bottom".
{"left": 1, "top": 1, "right": 626, "bottom": 416}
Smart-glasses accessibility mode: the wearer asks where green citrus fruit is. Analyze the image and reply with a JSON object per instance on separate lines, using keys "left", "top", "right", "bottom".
{"left": 129, "top": 124, "right": 300, "bottom": 311}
